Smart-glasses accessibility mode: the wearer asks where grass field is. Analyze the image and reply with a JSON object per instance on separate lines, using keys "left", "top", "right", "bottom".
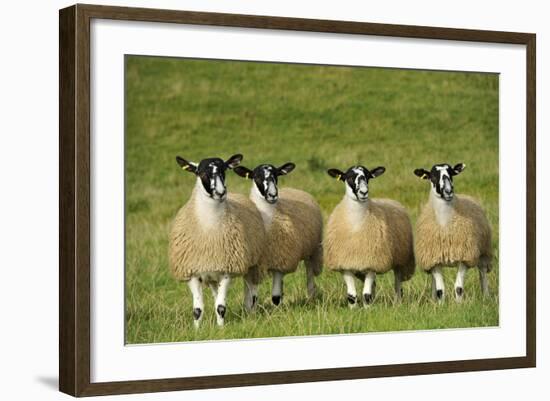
{"left": 125, "top": 56, "right": 499, "bottom": 344}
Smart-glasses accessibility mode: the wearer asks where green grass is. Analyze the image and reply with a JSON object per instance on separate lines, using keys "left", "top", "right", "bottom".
{"left": 125, "top": 56, "right": 499, "bottom": 344}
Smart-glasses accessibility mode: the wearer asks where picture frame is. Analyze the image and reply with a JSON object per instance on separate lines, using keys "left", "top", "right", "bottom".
{"left": 59, "top": 3, "right": 536, "bottom": 397}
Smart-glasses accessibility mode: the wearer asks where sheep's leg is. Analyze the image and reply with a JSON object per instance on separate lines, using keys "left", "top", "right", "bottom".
{"left": 271, "top": 271, "right": 284, "bottom": 306}
{"left": 305, "top": 244, "right": 323, "bottom": 299}
{"left": 215, "top": 274, "right": 231, "bottom": 326}
{"left": 342, "top": 271, "right": 357, "bottom": 308}
{"left": 188, "top": 276, "right": 204, "bottom": 328}
{"left": 394, "top": 268, "right": 403, "bottom": 302}
{"left": 454, "top": 263, "right": 467, "bottom": 302}
{"left": 305, "top": 261, "right": 317, "bottom": 299}
{"left": 362, "top": 271, "right": 377, "bottom": 307}
{"left": 479, "top": 265, "right": 489, "bottom": 297}
{"left": 243, "top": 275, "right": 258, "bottom": 312}
{"left": 432, "top": 266, "right": 445, "bottom": 303}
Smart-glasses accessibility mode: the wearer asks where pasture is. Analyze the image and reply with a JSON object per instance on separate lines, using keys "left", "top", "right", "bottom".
{"left": 125, "top": 56, "right": 499, "bottom": 344}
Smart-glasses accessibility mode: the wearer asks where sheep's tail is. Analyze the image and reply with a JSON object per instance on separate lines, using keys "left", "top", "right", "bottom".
{"left": 305, "top": 243, "right": 323, "bottom": 277}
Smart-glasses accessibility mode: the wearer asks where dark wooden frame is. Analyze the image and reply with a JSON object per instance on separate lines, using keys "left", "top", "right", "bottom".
{"left": 59, "top": 3, "right": 536, "bottom": 397}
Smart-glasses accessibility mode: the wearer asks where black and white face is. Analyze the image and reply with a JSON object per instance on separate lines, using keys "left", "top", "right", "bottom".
{"left": 176, "top": 154, "right": 243, "bottom": 201}
{"left": 414, "top": 163, "right": 466, "bottom": 201}
{"left": 233, "top": 163, "right": 296, "bottom": 204}
{"left": 327, "top": 165, "right": 386, "bottom": 202}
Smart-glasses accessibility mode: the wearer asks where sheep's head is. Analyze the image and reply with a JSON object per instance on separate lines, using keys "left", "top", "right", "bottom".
{"left": 327, "top": 165, "right": 386, "bottom": 203}
{"left": 176, "top": 154, "right": 243, "bottom": 202}
{"left": 233, "top": 163, "right": 295, "bottom": 204}
{"left": 414, "top": 163, "right": 466, "bottom": 201}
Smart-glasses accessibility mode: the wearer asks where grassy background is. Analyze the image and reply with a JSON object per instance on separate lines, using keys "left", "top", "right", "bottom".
{"left": 125, "top": 56, "right": 499, "bottom": 344}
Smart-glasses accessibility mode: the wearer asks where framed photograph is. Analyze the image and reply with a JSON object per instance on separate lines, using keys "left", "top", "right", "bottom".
{"left": 59, "top": 4, "right": 536, "bottom": 397}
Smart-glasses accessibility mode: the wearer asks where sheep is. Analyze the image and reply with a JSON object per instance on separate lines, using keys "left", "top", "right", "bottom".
{"left": 413, "top": 163, "right": 492, "bottom": 302}
{"left": 324, "top": 165, "right": 415, "bottom": 308}
{"left": 169, "top": 154, "right": 266, "bottom": 327}
{"left": 233, "top": 162, "right": 323, "bottom": 305}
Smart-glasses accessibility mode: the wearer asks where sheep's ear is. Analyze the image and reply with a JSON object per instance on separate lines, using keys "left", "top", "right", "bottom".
{"left": 233, "top": 166, "right": 254, "bottom": 179}
{"left": 414, "top": 168, "right": 430, "bottom": 180}
{"left": 277, "top": 163, "right": 295, "bottom": 176}
{"left": 451, "top": 163, "right": 466, "bottom": 176}
{"left": 327, "top": 168, "right": 345, "bottom": 181}
{"left": 176, "top": 156, "right": 197, "bottom": 174}
{"left": 369, "top": 166, "right": 386, "bottom": 178}
{"left": 225, "top": 154, "right": 243, "bottom": 169}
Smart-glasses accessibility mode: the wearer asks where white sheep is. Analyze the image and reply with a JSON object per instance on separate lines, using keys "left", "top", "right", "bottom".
{"left": 413, "top": 163, "right": 492, "bottom": 302}
{"left": 233, "top": 163, "right": 323, "bottom": 305}
{"left": 169, "top": 154, "right": 266, "bottom": 327}
{"left": 324, "top": 165, "right": 415, "bottom": 307}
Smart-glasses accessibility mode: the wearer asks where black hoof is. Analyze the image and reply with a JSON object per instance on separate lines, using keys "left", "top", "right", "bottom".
{"left": 347, "top": 294, "right": 357, "bottom": 305}
{"left": 400, "top": 288, "right": 404, "bottom": 298}
{"left": 364, "top": 293, "right": 373, "bottom": 304}
{"left": 436, "top": 289, "right": 443, "bottom": 300}
{"left": 456, "top": 287, "right": 463, "bottom": 297}
{"left": 193, "top": 308, "right": 202, "bottom": 320}
{"left": 272, "top": 295, "right": 281, "bottom": 306}
{"left": 216, "top": 304, "right": 226, "bottom": 318}
{"left": 252, "top": 295, "right": 258, "bottom": 307}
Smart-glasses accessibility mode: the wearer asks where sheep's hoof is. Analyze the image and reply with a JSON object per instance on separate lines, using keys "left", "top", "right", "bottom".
{"left": 455, "top": 287, "right": 464, "bottom": 302}
{"left": 364, "top": 293, "right": 373, "bottom": 305}
{"left": 436, "top": 289, "right": 444, "bottom": 301}
{"left": 272, "top": 295, "right": 282, "bottom": 306}
{"left": 396, "top": 288, "right": 403, "bottom": 300}
{"left": 216, "top": 304, "right": 226, "bottom": 318}
{"left": 193, "top": 308, "right": 202, "bottom": 320}
{"left": 252, "top": 295, "right": 258, "bottom": 307}
{"left": 347, "top": 294, "right": 357, "bottom": 307}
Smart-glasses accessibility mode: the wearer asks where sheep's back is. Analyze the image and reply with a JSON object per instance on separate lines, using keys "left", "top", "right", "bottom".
{"left": 261, "top": 188, "right": 323, "bottom": 274}
{"left": 324, "top": 198, "right": 414, "bottom": 275}
{"left": 414, "top": 195, "right": 492, "bottom": 272}
{"left": 169, "top": 193, "right": 265, "bottom": 281}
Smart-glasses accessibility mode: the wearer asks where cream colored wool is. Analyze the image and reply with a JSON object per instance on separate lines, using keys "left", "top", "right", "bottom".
{"left": 169, "top": 189, "right": 265, "bottom": 282}
{"left": 414, "top": 194, "right": 492, "bottom": 272}
{"left": 259, "top": 188, "right": 323, "bottom": 275}
{"left": 324, "top": 198, "right": 415, "bottom": 280}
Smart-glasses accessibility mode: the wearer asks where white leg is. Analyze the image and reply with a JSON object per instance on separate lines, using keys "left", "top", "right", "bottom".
{"left": 431, "top": 274, "right": 437, "bottom": 299}
{"left": 271, "top": 271, "right": 284, "bottom": 306}
{"left": 215, "top": 274, "right": 231, "bottom": 326}
{"left": 479, "top": 265, "right": 489, "bottom": 297}
{"left": 432, "top": 266, "right": 445, "bottom": 303}
{"left": 342, "top": 271, "right": 357, "bottom": 308}
{"left": 454, "top": 263, "right": 468, "bottom": 302}
{"left": 243, "top": 276, "right": 258, "bottom": 312}
{"left": 362, "top": 271, "right": 376, "bottom": 307}
{"left": 394, "top": 269, "right": 403, "bottom": 302}
{"left": 187, "top": 277, "right": 204, "bottom": 328}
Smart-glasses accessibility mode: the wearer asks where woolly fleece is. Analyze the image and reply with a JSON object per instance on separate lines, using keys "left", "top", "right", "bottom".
{"left": 324, "top": 198, "right": 415, "bottom": 280}
{"left": 169, "top": 189, "right": 265, "bottom": 281}
{"left": 414, "top": 194, "right": 492, "bottom": 272}
{"left": 259, "top": 188, "right": 323, "bottom": 275}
